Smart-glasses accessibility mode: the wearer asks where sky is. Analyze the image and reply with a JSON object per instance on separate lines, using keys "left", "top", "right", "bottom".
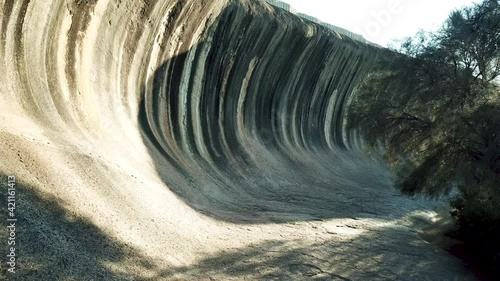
{"left": 280, "top": 0, "right": 482, "bottom": 47}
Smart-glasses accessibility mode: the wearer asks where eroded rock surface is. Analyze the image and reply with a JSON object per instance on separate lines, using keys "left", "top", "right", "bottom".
{"left": 0, "top": 0, "right": 477, "bottom": 280}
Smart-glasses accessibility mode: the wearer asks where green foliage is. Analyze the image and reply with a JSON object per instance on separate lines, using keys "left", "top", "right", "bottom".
{"left": 348, "top": 0, "right": 500, "bottom": 274}
{"left": 349, "top": 0, "right": 500, "bottom": 197}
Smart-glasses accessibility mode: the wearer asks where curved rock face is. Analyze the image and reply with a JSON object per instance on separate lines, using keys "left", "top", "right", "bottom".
{"left": 137, "top": 0, "right": 384, "bottom": 219}
{"left": 0, "top": 0, "right": 478, "bottom": 280}
{"left": 2, "top": 0, "right": 383, "bottom": 219}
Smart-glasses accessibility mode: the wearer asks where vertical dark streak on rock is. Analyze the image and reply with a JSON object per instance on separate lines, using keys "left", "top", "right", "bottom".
{"left": 65, "top": 0, "right": 98, "bottom": 93}
{"left": 1, "top": 0, "right": 15, "bottom": 51}
{"left": 13, "top": 0, "right": 43, "bottom": 119}
{"left": 44, "top": 1, "right": 75, "bottom": 125}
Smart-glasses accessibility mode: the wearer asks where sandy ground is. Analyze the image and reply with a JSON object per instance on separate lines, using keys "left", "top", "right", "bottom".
{"left": 0, "top": 0, "right": 479, "bottom": 280}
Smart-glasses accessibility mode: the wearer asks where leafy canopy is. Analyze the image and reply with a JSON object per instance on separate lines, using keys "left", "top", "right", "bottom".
{"left": 348, "top": 0, "right": 500, "bottom": 202}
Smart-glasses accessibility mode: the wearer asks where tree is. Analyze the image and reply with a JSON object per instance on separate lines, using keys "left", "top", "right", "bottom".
{"left": 348, "top": 0, "right": 500, "bottom": 274}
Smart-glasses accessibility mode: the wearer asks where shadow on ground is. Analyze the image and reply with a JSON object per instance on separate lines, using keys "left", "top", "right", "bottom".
{"left": 0, "top": 175, "right": 153, "bottom": 281}
{"left": 149, "top": 226, "right": 477, "bottom": 280}
{"left": 0, "top": 175, "right": 477, "bottom": 280}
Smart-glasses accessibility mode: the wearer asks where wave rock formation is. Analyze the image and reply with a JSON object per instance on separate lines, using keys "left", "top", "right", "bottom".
{"left": 0, "top": 0, "right": 478, "bottom": 280}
